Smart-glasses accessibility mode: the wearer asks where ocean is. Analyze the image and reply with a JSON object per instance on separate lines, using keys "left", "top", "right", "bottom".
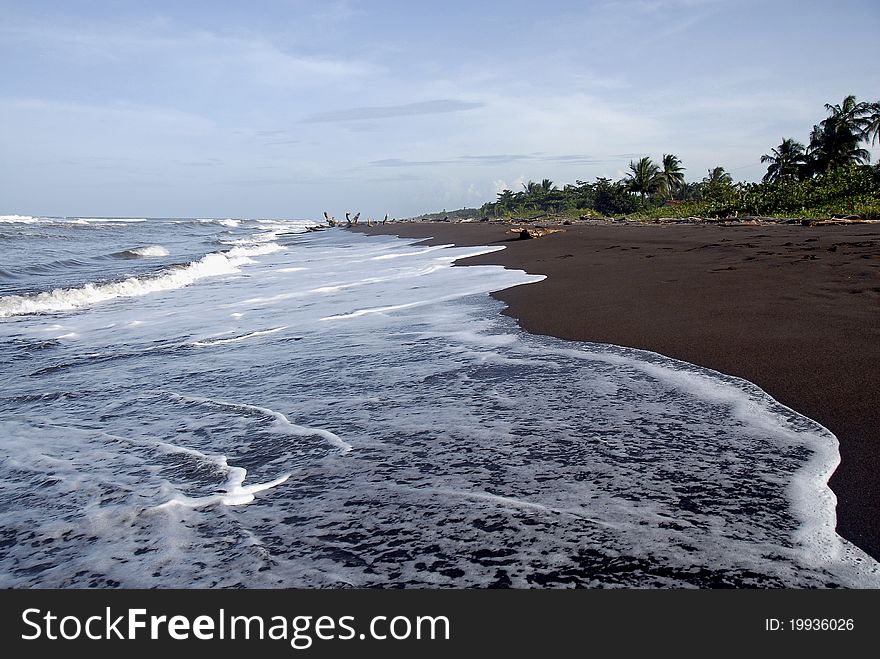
{"left": 0, "top": 214, "right": 877, "bottom": 588}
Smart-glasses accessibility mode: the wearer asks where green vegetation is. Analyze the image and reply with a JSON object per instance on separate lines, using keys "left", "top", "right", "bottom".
{"left": 475, "top": 95, "right": 880, "bottom": 221}
{"left": 410, "top": 207, "right": 485, "bottom": 222}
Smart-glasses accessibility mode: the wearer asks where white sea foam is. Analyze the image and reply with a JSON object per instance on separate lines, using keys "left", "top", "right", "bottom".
{"left": 227, "top": 243, "right": 284, "bottom": 258}
{"left": 192, "top": 326, "right": 288, "bottom": 346}
{"left": 320, "top": 299, "right": 434, "bottom": 320}
{"left": 369, "top": 245, "right": 452, "bottom": 260}
{"left": 155, "top": 457, "right": 291, "bottom": 508}
{"left": 195, "top": 218, "right": 240, "bottom": 227}
{"left": 0, "top": 214, "right": 41, "bottom": 223}
{"left": 2, "top": 230, "right": 877, "bottom": 588}
{"left": 126, "top": 245, "right": 169, "bottom": 257}
{"left": 73, "top": 217, "right": 147, "bottom": 223}
{"left": 0, "top": 242, "right": 283, "bottom": 317}
{"left": 166, "top": 392, "right": 353, "bottom": 454}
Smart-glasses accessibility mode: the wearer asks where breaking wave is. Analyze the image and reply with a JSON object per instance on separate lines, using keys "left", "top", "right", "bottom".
{"left": 114, "top": 245, "right": 170, "bottom": 259}
{"left": 0, "top": 243, "right": 283, "bottom": 317}
{"left": 0, "top": 214, "right": 42, "bottom": 223}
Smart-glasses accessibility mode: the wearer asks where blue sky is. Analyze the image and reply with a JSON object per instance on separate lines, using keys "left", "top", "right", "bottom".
{"left": 1, "top": 0, "right": 878, "bottom": 219}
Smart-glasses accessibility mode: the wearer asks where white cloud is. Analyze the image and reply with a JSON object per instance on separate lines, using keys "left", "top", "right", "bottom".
{"left": 312, "top": 0, "right": 363, "bottom": 22}
{"left": 4, "top": 98, "right": 215, "bottom": 135}
{"left": 0, "top": 21, "right": 379, "bottom": 90}
{"left": 303, "top": 100, "right": 485, "bottom": 123}
{"left": 1, "top": 1, "right": 876, "bottom": 219}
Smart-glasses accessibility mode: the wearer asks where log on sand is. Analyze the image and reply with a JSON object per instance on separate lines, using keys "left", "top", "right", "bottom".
{"left": 509, "top": 227, "right": 566, "bottom": 240}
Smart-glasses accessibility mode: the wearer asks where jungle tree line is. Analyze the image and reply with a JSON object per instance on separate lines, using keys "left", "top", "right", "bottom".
{"left": 479, "top": 95, "right": 880, "bottom": 219}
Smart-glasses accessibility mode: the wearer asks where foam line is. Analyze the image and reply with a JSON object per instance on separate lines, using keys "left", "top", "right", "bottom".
{"left": 166, "top": 392, "right": 352, "bottom": 453}
{"left": 369, "top": 245, "right": 453, "bottom": 260}
{"left": 319, "top": 279, "right": 544, "bottom": 321}
{"left": 0, "top": 214, "right": 41, "bottom": 223}
{"left": 192, "top": 326, "right": 288, "bottom": 346}
{"left": 428, "top": 487, "right": 615, "bottom": 527}
{"left": 155, "top": 462, "right": 291, "bottom": 508}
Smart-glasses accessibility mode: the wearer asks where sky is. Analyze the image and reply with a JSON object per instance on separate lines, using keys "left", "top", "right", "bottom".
{"left": 1, "top": 0, "right": 878, "bottom": 219}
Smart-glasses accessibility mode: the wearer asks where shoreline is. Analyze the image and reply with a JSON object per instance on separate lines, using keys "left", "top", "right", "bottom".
{"left": 352, "top": 221, "right": 880, "bottom": 561}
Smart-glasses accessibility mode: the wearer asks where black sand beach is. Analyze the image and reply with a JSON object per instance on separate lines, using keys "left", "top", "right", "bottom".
{"left": 355, "top": 221, "right": 880, "bottom": 560}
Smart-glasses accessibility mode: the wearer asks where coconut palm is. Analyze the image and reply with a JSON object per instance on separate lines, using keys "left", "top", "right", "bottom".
{"left": 861, "top": 101, "right": 880, "bottom": 146}
{"left": 761, "top": 138, "right": 807, "bottom": 183}
{"left": 659, "top": 154, "right": 686, "bottom": 199}
{"left": 624, "top": 157, "right": 663, "bottom": 201}
{"left": 679, "top": 181, "right": 702, "bottom": 201}
{"left": 523, "top": 180, "right": 541, "bottom": 196}
{"left": 521, "top": 180, "right": 543, "bottom": 209}
{"left": 825, "top": 95, "right": 871, "bottom": 131}
{"left": 495, "top": 189, "right": 514, "bottom": 216}
{"left": 806, "top": 95, "right": 871, "bottom": 174}
{"left": 703, "top": 166, "right": 733, "bottom": 186}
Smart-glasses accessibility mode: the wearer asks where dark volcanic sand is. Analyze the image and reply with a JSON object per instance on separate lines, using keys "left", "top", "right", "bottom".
{"left": 354, "top": 221, "right": 880, "bottom": 560}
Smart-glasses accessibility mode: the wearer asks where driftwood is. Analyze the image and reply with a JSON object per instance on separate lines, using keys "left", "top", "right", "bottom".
{"left": 509, "top": 227, "right": 565, "bottom": 240}
{"left": 802, "top": 217, "right": 880, "bottom": 226}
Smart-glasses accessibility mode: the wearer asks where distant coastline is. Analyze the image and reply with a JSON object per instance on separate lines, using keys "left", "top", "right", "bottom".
{"left": 401, "top": 95, "right": 880, "bottom": 226}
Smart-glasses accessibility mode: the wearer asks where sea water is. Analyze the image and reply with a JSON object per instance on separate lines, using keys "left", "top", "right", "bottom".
{"left": 0, "top": 214, "right": 877, "bottom": 588}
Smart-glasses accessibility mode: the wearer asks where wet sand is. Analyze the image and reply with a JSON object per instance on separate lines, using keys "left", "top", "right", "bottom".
{"left": 354, "top": 221, "right": 880, "bottom": 560}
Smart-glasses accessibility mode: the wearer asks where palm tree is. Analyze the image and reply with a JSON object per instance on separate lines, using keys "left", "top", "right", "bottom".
{"left": 679, "top": 181, "right": 702, "bottom": 201}
{"left": 807, "top": 95, "right": 871, "bottom": 173}
{"left": 861, "top": 101, "right": 880, "bottom": 146}
{"left": 761, "top": 138, "right": 807, "bottom": 183}
{"left": 521, "top": 180, "right": 542, "bottom": 210}
{"left": 495, "top": 189, "right": 514, "bottom": 216}
{"left": 826, "top": 94, "right": 871, "bottom": 131}
{"left": 659, "top": 154, "right": 686, "bottom": 199}
{"left": 624, "top": 157, "right": 662, "bottom": 201}
{"left": 703, "top": 166, "right": 733, "bottom": 186}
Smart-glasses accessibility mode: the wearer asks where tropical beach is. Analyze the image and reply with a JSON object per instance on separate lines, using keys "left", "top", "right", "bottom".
{"left": 355, "top": 220, "right": 880, "bottom": 561}
{"left": 2, "top": 214, "right": 878, "bottom": 589}
{"left": 3, "top": 0, "right": 880, "bottom": 599}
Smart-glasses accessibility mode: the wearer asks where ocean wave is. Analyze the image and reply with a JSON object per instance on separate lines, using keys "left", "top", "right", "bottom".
{"left": 0, "top": 246, "right": 170, "bottom": 280}
{"left": 2, "top": 216, "right": 149, "bottom": 226}
{"left": 194, "top": 218, "right": 241, "bottom": 227}
{"left": 114, "top": 245, "right": 170, "bottom": 258}
{"left": 0, "top": 214, "right": 42, "bottom": 223}
{"left": 72, "top": 217, "right": 147, "bottom": 223}
{"left": 0, "top": 242, "right": 283, "bottom": 317}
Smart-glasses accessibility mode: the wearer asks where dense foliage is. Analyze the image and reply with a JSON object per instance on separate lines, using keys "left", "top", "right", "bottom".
{"left": 475, "top": 95, "right": 880, "bottom": 220}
